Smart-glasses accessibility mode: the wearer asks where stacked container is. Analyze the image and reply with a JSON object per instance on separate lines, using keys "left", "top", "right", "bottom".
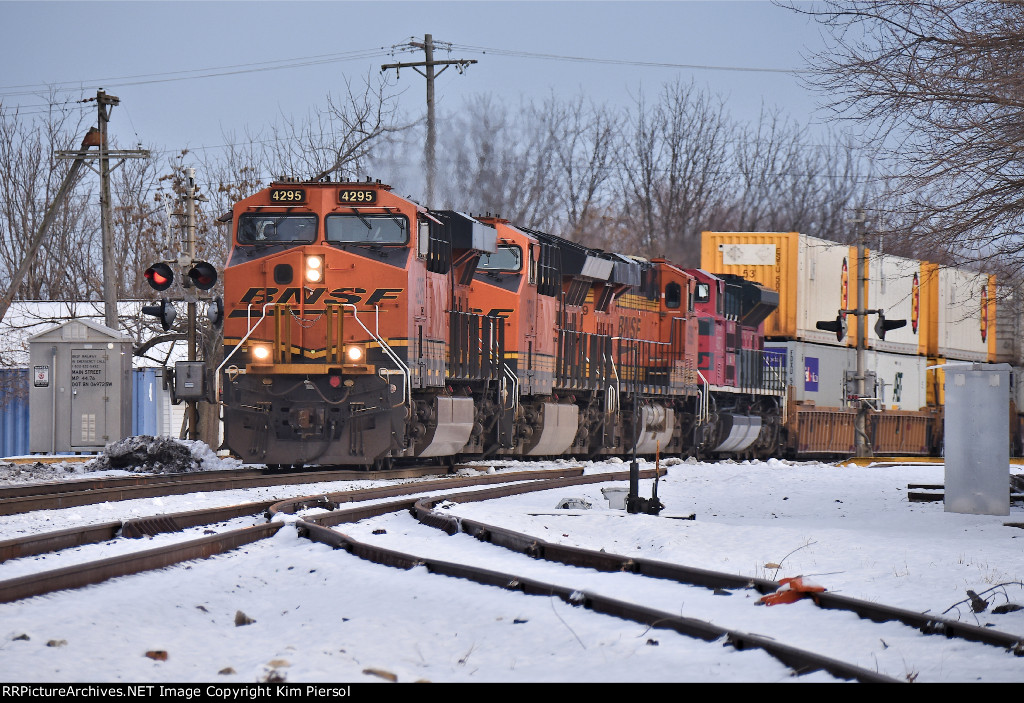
{"left": 702, "top": 231, "right": 997, "bottom": 457}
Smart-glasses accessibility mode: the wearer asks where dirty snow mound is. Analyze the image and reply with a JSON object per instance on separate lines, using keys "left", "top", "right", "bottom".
{"left": 85, "top": 436, "right": 207, "bottom": 474}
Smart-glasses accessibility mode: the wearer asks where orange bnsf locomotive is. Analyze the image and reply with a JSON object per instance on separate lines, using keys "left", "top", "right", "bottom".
{"left": 219, "top": 179, "right": 785, "bottom": 468}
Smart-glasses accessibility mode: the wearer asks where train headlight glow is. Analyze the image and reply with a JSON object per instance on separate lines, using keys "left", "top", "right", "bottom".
{"left": 345, "top": 345, "right": 364, "bottom": 362}
{"left": 252, "top": 345, "right": 271, "bottom": 361}
{"left": 305, "top": 256, "right": 324, "bottom": 283}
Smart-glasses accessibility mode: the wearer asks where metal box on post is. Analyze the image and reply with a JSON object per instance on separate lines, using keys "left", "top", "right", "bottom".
{"left": 943, "top": 362, "right": 1010, "bottom": 516}
{"left": 173, "top": 361, "right": 208, "bottom": 401}
{"left": 28, "top": 319, "right": 133, "bottom": 454}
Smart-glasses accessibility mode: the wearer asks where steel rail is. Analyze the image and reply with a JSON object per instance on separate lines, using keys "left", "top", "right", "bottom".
{"left": 0, "top": 464, "right": 467, "bottom": 516}
{"left": 0, "top": 501, "right": 278, "bottom": 564}
{"left": 0, "top": 523, "right": 281, "bottom": 604}
{"left": 411, "top": 485, "right": 1024, "bottom": 656}
{"left": 292, "top": 499, "right": 898, "bottom": 683}
{"left": 0, "top": 468, "right": 584, "bottom": 601}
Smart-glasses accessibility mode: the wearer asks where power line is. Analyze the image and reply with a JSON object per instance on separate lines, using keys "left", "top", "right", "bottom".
{"left": 446, "top": 43, "right": 804, "bottom": 75}
{"left": 0, "top": 47, "right": 396, "bottom": 100}
{"left": 1, "top": 39, "right": 803, "bottom": 106}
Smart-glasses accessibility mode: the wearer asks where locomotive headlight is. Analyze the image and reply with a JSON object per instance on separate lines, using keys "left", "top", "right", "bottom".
{"left": 251, "top": 344, "right": 271, "bottom": 362}
{"left": 345, "top": 344, "right": 365, "bottom": 362}
{"left": 305, "top": 255, "right": 324, "bottom": 283}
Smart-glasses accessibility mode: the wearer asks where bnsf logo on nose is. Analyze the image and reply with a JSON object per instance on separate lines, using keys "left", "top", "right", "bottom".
{"left": 239, "top": 287, "right": 403, "bottom": 306}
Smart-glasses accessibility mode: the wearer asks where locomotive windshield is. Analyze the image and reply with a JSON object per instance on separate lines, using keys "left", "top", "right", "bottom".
{"left": 478, "top": 244, "right": 522, "bottom": 272}
{"left": 326, "top": 213, "right": 408, "bottom": 245}
{"left": 238, "top": 214, "right": 317, "bottom": 244}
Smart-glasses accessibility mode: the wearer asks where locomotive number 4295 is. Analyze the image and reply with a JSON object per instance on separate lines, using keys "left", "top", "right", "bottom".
{"left": 269, "top": 188, "right": 306, "bottom": 203}
{"left": 339, "top": 190, "right": 376, "bottom": 204}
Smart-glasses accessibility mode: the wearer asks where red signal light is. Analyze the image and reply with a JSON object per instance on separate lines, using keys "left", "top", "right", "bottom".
{"left": 144, "top": 262, "right": 174, "bottom": 291}
{"left": 187, "top": 261, "right": 218, "bottom": 290}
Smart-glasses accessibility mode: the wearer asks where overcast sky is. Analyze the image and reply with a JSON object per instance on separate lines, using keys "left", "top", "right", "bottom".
{"left": 1, "top": 1, "right": 830, "bottom": 162}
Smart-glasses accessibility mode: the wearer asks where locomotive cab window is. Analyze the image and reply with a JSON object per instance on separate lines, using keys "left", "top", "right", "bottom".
{"left": 478, "top": 244, "right": 522, "bottom": 272}
{"left": 326, "top": 213, "right": 408, "bottom": 245}
{"left": 695, "top": 282, "right": 711, "bottom": 303}
{"left": 238, "top": 214, "right": 317, "bottom": 244}
{"left": 665, "top": 281, "right": 682, "bottom": 309}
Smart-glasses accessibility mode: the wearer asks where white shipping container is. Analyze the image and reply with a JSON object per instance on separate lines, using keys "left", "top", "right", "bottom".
{"left": 937, "top": 266, "right": 992, "bottom": 362}
{"left": 866, "top": 252, "right": 925, "bottom": 355}
{"left": 765, "top": 340, "right": 927, "bottom": 411}
{"left": 867, "top": 349, "right": 927, "bottom": 411}
{"left": 797, "top": 236, "right": 857, "bottom": 347}
{"left": 764, "top": 340, "right": 856, "bottom": 408}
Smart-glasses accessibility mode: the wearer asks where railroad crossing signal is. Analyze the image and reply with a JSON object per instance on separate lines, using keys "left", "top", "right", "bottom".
{"left": 816, "top": 314, "right": 847, "bottom": 342}
{"left": 187, "top": 261, "right": 218, "bottom": 290}
{"left": 144, "top": 260, "right": 218, "bottom": 291}
{"left": 142, "top": 299, "right": 177, "bottom": 331}
{"left": 874, "top": 312, "right": 907, "bottom": 340}
{"left": 817, "top": 309, "right": 907, "bottom": 343}
{"left": 144, "top": 262, "right": 174, "bottom": 291}
{"left": 207, "top": 296, "right": 224, "bottom": 327}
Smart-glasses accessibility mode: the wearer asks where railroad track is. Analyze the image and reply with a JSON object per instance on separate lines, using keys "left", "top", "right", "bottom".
{"left": 0, "top": 467, "right": 584, "bottom": 603}
{"left": 4, "top": 464, "right": 1022, "bottom": 681}
{"left": 273, "top": 475, "right": 1024, "bottom": 683}
{"left": 0, "top": 464, "right": 463, "bottom": 516}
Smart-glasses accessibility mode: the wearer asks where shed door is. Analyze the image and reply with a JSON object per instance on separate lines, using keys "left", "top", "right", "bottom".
{"left": 70, "top": 346, "right": 110, "bottom": 448}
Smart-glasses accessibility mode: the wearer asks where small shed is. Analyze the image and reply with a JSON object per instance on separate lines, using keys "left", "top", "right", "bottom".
{"left": 28, "top": 319, "right": 133, "bottom": 453}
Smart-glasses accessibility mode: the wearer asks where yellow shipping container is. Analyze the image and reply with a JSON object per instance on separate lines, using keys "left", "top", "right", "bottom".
{"left": 701, "top": 232, "right": 861, "bottom": 347}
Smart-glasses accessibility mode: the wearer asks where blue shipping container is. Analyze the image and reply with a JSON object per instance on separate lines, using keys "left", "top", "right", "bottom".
{"left": 0, "top": 369, "right": 30, "bottom": 458}
{"left": 1, "top": 367, "right": 172, "bottom": 458}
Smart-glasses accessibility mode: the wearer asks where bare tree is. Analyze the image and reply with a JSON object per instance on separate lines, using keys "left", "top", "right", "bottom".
{"left": 793, "top": 0, "right": 1024, "bottom": 269}
{"left": 109, "top": 148, "right": 169, "bottom": 299}
{"left": 434, "top": 94, "right": 564, "bottom": 229}
{"left": 545, "top": 94, "right": 621, "bottom": 241}
{"left": 264, "top": 73, "right": 408, "bottom": 182}
{"left": 617, "top": 80, "right": 734, "bottom": 265}
{"left": 713, "top": 107, "right": 871, "bottom": 239}
{"left": 0, "top": 101, "right": 96, "bottom": 301}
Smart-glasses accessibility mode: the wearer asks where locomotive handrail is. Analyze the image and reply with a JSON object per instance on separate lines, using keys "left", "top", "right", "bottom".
{"left": 502, "top": 362, "right": 519, "bottom": 416}
{"left": 215, "top": 302, "right": 275, "bottom": 403}
{"left": 343, "top": 303, "right": 410, "bottom": 408}
{"left": 605, "top": 349, "right": 620, "bottom": 415}
{"left": 696, "top": 370, "right": 710, "bottom": 426}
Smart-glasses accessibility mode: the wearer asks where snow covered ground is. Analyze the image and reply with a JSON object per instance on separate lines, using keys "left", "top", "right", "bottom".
{"left": 1, "top": 450, "right": 1023, "bottom": 683}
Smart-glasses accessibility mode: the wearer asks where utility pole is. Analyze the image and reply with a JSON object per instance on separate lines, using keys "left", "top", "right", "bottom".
{"left": 184, "top": 167, "right": 199, "bottom": 440}
{"left": 382, "top": 35, "right": 477, "bottom": 205}
{"left": 816, "top": 211, "right": 907, "bottom": 458}
{"left": 850, "top": 209, "right": 870, "bottom": 458}
{"left": 98, "top": 90, "right": 117, "bottom": 331}
{"left": 58, "top": 90, "right": 149, "bottom": 331}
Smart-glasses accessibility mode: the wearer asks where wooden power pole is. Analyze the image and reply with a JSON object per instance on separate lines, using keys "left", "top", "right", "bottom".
{"left": 57, "top": 90, "right": 149, "bottom": 331}
{"left": 382, "top": 35, "right": 476, "bottom": 205}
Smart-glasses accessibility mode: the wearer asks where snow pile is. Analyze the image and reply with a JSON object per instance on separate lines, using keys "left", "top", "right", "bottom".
{"left": 84, "top": 436, "right": 213, "bottom": 474}
{"left": 0, "top": 460, "right": 83, "bottom": 484}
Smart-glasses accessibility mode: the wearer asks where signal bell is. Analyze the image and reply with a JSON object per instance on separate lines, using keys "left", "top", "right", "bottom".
{"left": 142, "top": 299, "right": 177, "bottom": 332}
{"left": 144, "top": 262, "right": 174, "bottom": 291}
{"left": 187, "top": 261, "right": 218, "bottom": 290}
